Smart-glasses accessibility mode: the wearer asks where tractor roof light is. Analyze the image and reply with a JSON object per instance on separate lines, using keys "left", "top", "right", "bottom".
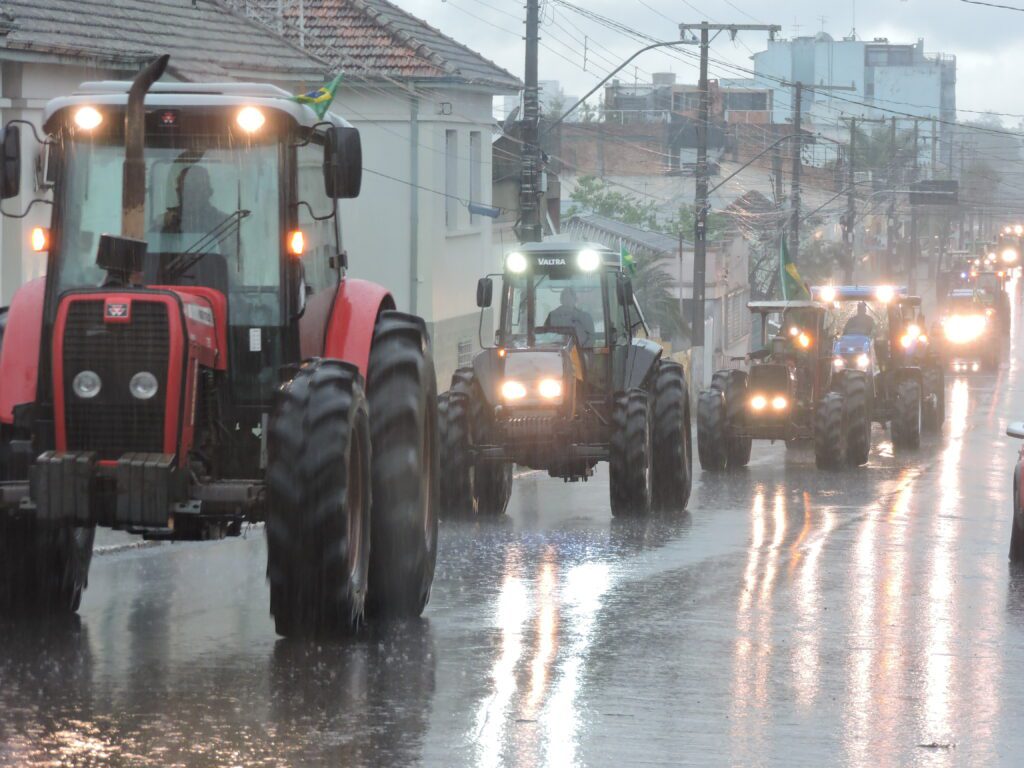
{"left": 818, "top": 285, "right": 836, "bottom": 303}
{"left": 506, "top": 251, "right": 528, "bottom": 274}
{"left": 73, "top": 106, "right": 103, "bottom": 131}
{"left": 236, "top": 106, "right": 266, "bottom": 133}
{"left": 577, "top": 248, "right": 601, "bottom": 271}
{"left": 1002, "top": 248, "right": 1019, "bottom": 263}
{"left": 875, "top": 285, "right": 895, "bottom": 304}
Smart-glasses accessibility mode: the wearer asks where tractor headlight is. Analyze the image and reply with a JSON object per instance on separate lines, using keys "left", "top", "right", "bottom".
{"left": 129, "top": 371, "right": 159, "bottom": 400}
{"left": 538, "top": 378, "right": 563, "bottom": 400}
{"left": 771, "top": 396, "right": 788, "bottom": 411}
{"left": 750, "top": 395, "right": 768, "bottom": 411}
{"left": 797, "top": 332, "right": 812, "bottom": 349}
{"left": 833, "top": 357, "right": 845, "bottom": 370}
{"left": 1003, "top": 248, "right": 1019, "bottom": 264}
{"left": 72, "top": 370, "right": 102, "bottom": 399}
{"left": 577, "top": 249, "right": 601, "bottom": 271}
{"left": 501, "top": 380, "right": 527, "bottom": 401}
{"left": 506, "top": 252, "right": 528, "bottom": 274}
{"left": 856, "top": 353, "right": 870, "bottom": 369}
{"left": 876, "top": 285, "right": 895, "bottom": 303}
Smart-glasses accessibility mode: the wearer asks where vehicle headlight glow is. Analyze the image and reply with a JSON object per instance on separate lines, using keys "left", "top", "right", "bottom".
{"left": 501, "top": 379, "right": 527, "bottom": 401}
{"left": 129, "top": 371, "right": 159, "bottom": 400}
{"left": 876, "top": 285, "right": 895, "bottom": 303}
{"left": 1003, "top": 248, "right": 1019, "bottom": 264}
{"left": 72, "top": 370, "right": 102, "bottom": 399}
{"left": 943, "top": 314, "right": 987, "bottom": 344}
{"left": 73, "top": 106, "right": 103, "bottom": 130}
{"left": 797, "top": 332, "right": 812, "bottom": 349}
{"left": 577, "top": 249, "right": 601, "bottom": 271}
{"left": 856, "top": 353, "right": 870, "bottom": 369}
{"left": 538, "top": 378, "right": 563, "bottom": 400}
{"left": 506, "top": 251, "right": 528, "bottom": 273}
{"left": 906, "top": 324, "right": 921, "bottom": 338}
{"left": 833, "top": 357, "right": 845, "bottom": 370}
{"left": 771, "top": 396, "right": 788, "bottom": 411}
{"left": 750, "top": 395, "right": 768, "bottom": 411}
{"left": 236, "top": 106, "right": 266, "bottom": 133}
{"left": 818, "top": 285, "right": 836, "bottom": 303}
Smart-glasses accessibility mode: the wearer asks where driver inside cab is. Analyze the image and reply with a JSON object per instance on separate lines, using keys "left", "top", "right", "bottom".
{"left": 843, "top": 302, "right": 876, "bottom": 337}
{"left": 545, "top": 286, "right": 595, "bottom": 348}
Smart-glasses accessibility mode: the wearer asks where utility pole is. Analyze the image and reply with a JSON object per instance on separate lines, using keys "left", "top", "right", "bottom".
{"left": 680, "top": 20, "right": 780, "bottom": 389}
{"left": 790, "top": 82, "right": 803, "bottom": 264}
{"left": 886, "top": 116, "right": 898, "bottom": 280}
{"left": 518, "top": 0, "right": 543, "bottom": 243}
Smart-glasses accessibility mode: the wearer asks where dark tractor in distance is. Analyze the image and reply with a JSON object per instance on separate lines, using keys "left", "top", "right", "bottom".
{"left": 697, "top": 300, "right": 872, "bottom": 471}
{"left": 0, "top": 58, "right": 439, "bottom": 637}
{"left": 817, "top": 285, "right": 943, "bottom": 444}
{"left": 439, "top": 242, "right": 692, "bottom": 518}
{"left": 939, "top": 288, "right": 1001, "bottom": 373}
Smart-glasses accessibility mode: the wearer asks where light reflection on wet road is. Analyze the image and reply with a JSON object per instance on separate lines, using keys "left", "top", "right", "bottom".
{"left": 4, "top": 301, "right": 1024, "bottom": 766}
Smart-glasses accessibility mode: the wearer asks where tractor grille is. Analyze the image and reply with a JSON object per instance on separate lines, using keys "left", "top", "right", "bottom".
{"left": 62, "top": 300, "right": 171, "bottom": 459}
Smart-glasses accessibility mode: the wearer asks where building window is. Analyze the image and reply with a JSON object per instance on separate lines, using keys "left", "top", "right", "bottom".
{"left": 457, "top": 339, "right": 473, "bottom": 368}
{"left": 469, "top": 131, "right": 482, "bottom": 225}
{"left": 725, "top": 289, "right": 748, "bottom": 346}
{"left": 445, "top": 129, "right": 458, "bottom": 230}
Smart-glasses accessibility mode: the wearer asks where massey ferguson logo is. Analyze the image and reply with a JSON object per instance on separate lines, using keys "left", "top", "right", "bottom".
{"left": 537, "top": 258, "right": 567, "bottom": 266}
{"left": 104, "top": 301, "right": 131, "bottom": 322}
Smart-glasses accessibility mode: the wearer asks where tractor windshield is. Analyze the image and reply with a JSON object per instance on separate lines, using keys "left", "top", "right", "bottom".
{"left": 56, "top": 137, "right": 281, "bottom": 325}
{"left": 504, "top": 271, "right": 607, "bottom": 349}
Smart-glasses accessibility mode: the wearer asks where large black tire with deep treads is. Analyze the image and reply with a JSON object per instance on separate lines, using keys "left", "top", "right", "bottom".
{"left": 713, "top": 370, "right": 752, "bottom": 468}
{"left": 840, "top": 371, "right": 871, "bottom": 467}
{"left": 366, "top": 312, "right": 439, "bottom": 618}
{"left": 891, "top": 378, "right": 922, "bottom": 451}
{"left": 651, "top": 362, "right": 692, "bottom": 511}
{"left": 922, "top": 366, "right": 945, "bottom": 432}
{"left": 814, "top": 392, "right": 846, "bottom": 470}
{"left": 0, "top": 516, "right": 95, "bottom": 616}
{"left": 609, "top": 389, "right": 653, "bottom": 517}
{"left": 1011, "top": 475, "right": 1024, "bottom": 564}
{"left": 697, "top": 387, "right": 728, "bottom": 471}
{"left": 476, "top": 461, "right": 513, "bottom": 518}
{"left": 440, "top": 390, "right": 476, "bottom": 517}
{"left": 266, "top": 359, "right": 371, "bottom": 637}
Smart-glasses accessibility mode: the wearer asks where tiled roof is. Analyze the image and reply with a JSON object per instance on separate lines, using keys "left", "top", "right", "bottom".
{"left": 283, "top": 0, "right": 521, "bottom": 91}
{"left": 564, "top": 213, "right": 687, "bottom": 257}
{"left": 0, "top": 0, "right": 326, "bottom": 83}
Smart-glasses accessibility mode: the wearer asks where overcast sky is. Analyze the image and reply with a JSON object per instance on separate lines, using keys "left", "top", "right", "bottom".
{"left": 399, "top": 0, "right": 1024, "bottom": 124}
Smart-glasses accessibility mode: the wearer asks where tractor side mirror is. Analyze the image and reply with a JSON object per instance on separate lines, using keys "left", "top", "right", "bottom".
{"left": 324, "top": 126, "right": 362, "bottom": 199}
{"left": 0, "top": 125, "right": 21, "bottom": 200}
{"left": 617, "top": 274, "right": 634, "bottom": 308}
{"left": 1009, "top": 422, "right": 1024, "bottom": 440}
{"left": 476, "top": 277, "right": 493, "bottom": 308}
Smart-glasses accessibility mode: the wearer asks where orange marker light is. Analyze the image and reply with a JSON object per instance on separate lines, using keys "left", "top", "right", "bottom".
{"left": 30, "top": 226, "right": 49, "bottom": 252}
{"left": 498, "top": 348, "right": 507, "bottom": 358}
{"left": 287, "top": 230, "right": 305, "bottom": 256}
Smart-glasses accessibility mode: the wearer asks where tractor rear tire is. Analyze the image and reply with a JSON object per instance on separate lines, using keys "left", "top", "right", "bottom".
{"left": 814, "top": 392, "right": 846, "bottom": 470}
{"left": 266, "top": 359, "right": 371, "bottom": 637}
{"left": 842, "top": 371, "right": 871, "bottom": 467}
{"left": 0, "top": 516, "right": 95, "bottom": 616}
{"left": 366, "top": 312, "right": 439, "bottom": 618}
{"left": 697, "top": 388, "right": 728, "bottom": 471}
{"left": 891, "top": 378, "right": 922, "bottom": 451}
{"left": 922, "top": 366, "right": 945, "bottom": 432}
{"left": 651, "top": 362, "right": 692, "bottom": 511}
{"left": 440, "top": 390, "right": 476, "bottom": 518}
{"left": 609, "top": 389, "right": 653, "bottom": 517}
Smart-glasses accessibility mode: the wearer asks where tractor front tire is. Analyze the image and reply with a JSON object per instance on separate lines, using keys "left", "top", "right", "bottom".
{"left": 266, "top": 359, "right": 371, "bottom": 637}
{"left": 842, "top": 371, "right": 871, "bottom": 467}
{"left": 922, "top": 366, "right": 945, "bottom": 432}
{"left": 697, "top": 388, "right": 728, "bottom": 471}
{"left": 366, "top": 312, "right": 440, "bottom": 618}
{"left": 716, "top": 371, "right": 752, "bottom": 468}
{"left": 609, "top": 389, "right": 653, "bottom": 517}
{"left": 476, "top": 462, "right": 513, "bottom": 518}
{"left": 651, "top": 362, "right": 693, "bottom": 512}
{"left": 814, "top": 392, "right": 846, "bottom": 470}
{"left": 0, "top": 516, "right": 95, "bottom": 617}
{"left": 892, "top": 378, "right": 922, "bottom": 451}
{"left": 1011, "top": 475, "right": 1024, "bottom": 564}
{"left": 440, "top": 390, "right": 476, "bottom": 518}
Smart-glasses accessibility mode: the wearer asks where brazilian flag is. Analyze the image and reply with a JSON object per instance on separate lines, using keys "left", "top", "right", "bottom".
{"left": 620, "top": 244, "right": 637, "bottom": 275}
{"left": 294, "top": 73, "right": 343, "bottom": 119}
{"left": 780, "top": 236, "right": 810, "bottom": 300}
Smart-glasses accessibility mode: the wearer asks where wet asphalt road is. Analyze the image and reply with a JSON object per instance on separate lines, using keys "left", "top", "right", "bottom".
{"left": 5, "top": 305, "right": 1024, "bottom": 766}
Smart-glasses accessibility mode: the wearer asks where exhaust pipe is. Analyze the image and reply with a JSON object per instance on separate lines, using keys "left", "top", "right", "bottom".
{"left": 122, "top": 54, "right": 169, "bottom": 241}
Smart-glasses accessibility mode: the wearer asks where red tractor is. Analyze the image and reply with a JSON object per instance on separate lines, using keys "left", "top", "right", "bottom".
{"left": 0, "top": 57, "right": 439, "bottom": 636}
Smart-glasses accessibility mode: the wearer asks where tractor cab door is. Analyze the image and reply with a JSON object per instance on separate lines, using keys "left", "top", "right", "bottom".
{"left": 602, "top": 270, "right": 631, "bottom": 395}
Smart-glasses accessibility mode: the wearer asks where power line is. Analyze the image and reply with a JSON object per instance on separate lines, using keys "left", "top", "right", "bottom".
{"left": 960, "top": 0, "right": 1024, "bottom": 10}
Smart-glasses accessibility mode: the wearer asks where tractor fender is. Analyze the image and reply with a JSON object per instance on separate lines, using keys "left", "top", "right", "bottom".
{"left": 0, "top": 278, "right": 45, "bottom": 425}
{"left": 322, "top": 278, "right": 397, "bottom": 379}
{"left": 624, "top": 338, "right": 663, "bottom": 390}
{"left": 472, "top": 348, "right": 503, "bottom": 408}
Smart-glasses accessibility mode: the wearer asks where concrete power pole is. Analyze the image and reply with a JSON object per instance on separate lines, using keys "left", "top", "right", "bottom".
{"left": 518, "top": 0, "right": 543, "bottom": 243}
{"left": 790, "top": 82, "right": 803, "bottom": 264}
{"left": 680, "top": 21, "right": 780, "bottom": 389}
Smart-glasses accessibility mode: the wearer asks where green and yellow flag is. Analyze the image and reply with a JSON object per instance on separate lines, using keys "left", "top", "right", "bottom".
{"left": 294, "top": 73, "right": 343, "bottom": 119}
{"left": 780, "top": 236, "right": 810, "bottom": 300}
{"left": 620, "top": 244, "right": 637, "bottom": 275}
